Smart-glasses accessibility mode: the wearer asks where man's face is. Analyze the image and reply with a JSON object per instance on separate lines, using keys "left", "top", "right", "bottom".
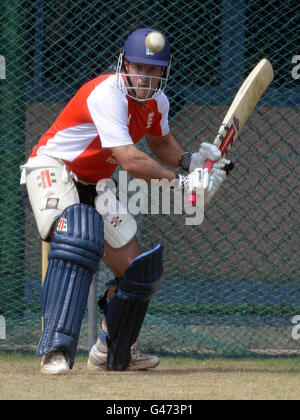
{"left": 124, "top": 60, "right": 165, "bottom": 101}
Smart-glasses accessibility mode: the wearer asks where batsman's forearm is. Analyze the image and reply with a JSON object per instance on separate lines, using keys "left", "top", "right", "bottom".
{"left": 125, "top": 155, "right": 176, "bottom": 183}
{"left": 148, "top": 133, "right": 185, "bottom": 168}
{"left": 111, "top": 143, "right": 177, "bottom": 183}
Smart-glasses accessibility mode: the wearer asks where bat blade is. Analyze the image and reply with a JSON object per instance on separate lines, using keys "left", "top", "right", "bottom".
{"left": 212, "top": 57, "right": 273, "bottom": 155}
{"left": 189, "top": 58, "right": 273, "bottom": 206}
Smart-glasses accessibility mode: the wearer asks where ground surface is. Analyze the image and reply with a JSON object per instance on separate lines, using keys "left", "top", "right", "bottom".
{"left": 0, "top": 353, "right": 299, "bottom": 400}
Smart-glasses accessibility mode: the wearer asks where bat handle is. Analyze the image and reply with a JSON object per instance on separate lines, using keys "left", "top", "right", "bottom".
{"left": 188, "top": 159, "right": 215, "bottom": 206}
{"left": 204, "top": 159, "right": 214, "bottom": 171}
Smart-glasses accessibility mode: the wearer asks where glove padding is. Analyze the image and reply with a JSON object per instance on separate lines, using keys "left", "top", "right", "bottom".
{"left": 174, "top": 158, "right": 233, "bottom": 204}
{"left": 204, "top": 158, "right": 231, "bottom": 203}
{"left": 189, "top": 142, "right": 221, "bottom": 172}
{"left": 174, "top": 167, "right": 206, "bottom": 194}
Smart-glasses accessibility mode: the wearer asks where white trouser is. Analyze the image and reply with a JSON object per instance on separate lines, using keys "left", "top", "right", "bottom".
{"left": 20, "top": 155, "right": 137, "bottom": 247}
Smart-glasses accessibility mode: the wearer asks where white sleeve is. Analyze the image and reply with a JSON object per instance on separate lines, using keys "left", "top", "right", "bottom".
{"left": 87, "top": 81, "right": 133, "bottom": 148}
{"left": 158, "top": 93, "right": 170, "bottom": 136}
{"left": 150, "top": 92, "right": 170, "bottom": 137}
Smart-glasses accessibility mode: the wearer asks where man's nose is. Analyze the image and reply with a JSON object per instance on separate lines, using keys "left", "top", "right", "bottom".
{"left": 138, "top": 73, "right": 150, "bottom": 85}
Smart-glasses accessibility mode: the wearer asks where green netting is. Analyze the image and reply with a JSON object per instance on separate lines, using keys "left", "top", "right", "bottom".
{"left": 0, "top": 0, "right": 299, "bottom": 357}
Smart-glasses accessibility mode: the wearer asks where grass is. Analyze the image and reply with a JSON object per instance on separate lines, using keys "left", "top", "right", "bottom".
{"left": 0, "top": 352, "right": 300, "bottom": 400}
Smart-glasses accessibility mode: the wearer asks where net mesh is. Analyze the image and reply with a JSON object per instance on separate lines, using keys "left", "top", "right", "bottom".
{"left": 0, "top": 0, "right": 299, "bottom": 356}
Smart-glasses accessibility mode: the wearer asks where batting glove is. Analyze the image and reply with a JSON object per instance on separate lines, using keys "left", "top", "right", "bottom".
{"left": 175, "top": 158, "right": 234, "bottom": 204}
{"left": 180, "top": 142, "right": 221, "bottom": 173}
{"left": 204, "top": 158, "right": 234, "bottom": 203}
{"left": 172, "top": 168, "right": 207, "bottom": 194}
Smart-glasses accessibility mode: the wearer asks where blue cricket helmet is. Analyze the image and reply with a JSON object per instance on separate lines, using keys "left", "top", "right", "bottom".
{"left": 116, "top": 28, "right": 172, "bottom": 101}
{"left": 123, "top": 28, "right": 171, "bottom": 67}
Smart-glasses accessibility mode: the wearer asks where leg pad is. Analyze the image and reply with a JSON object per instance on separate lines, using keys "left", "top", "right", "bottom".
{"left": 37, "top": 204, "right": 104, "bottom": 368}
{"left": 106, "top": 244, "right": 164, "bottom": 370}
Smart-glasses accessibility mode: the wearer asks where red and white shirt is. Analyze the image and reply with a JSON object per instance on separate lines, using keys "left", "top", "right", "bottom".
{"left": 30, "top": 73, "right": 170, "bottom": 183}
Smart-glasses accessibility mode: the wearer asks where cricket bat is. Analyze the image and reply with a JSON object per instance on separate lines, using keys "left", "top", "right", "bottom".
{"left": 189, "top": 58, "right": 274, "bottom": 205}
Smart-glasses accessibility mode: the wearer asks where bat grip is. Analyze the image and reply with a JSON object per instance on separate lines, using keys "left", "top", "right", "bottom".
{"left": 188, "top": 159, "right": 215, "bottom": 206}
{"left": 204, "top": 159, "right": 214, "bottom": 171}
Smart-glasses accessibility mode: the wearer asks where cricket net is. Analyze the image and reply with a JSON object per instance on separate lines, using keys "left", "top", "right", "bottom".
{"left": 0, "top": 0, "right": 299, "bottom": 357}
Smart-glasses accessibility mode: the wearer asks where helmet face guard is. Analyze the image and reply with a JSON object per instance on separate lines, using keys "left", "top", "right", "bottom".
{"left": 116, "top": 28, "right": 171, "bottom": 102}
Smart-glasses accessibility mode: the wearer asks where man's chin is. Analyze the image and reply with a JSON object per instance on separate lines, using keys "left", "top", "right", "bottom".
{"left": 127, "top": 88, "right": 155, "bottom": 101}
{"left": 136, "top": 90, "right": 156, "bottom": 101}
{"left": 137, "top": 94, "right": 149, "bottom": 101}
